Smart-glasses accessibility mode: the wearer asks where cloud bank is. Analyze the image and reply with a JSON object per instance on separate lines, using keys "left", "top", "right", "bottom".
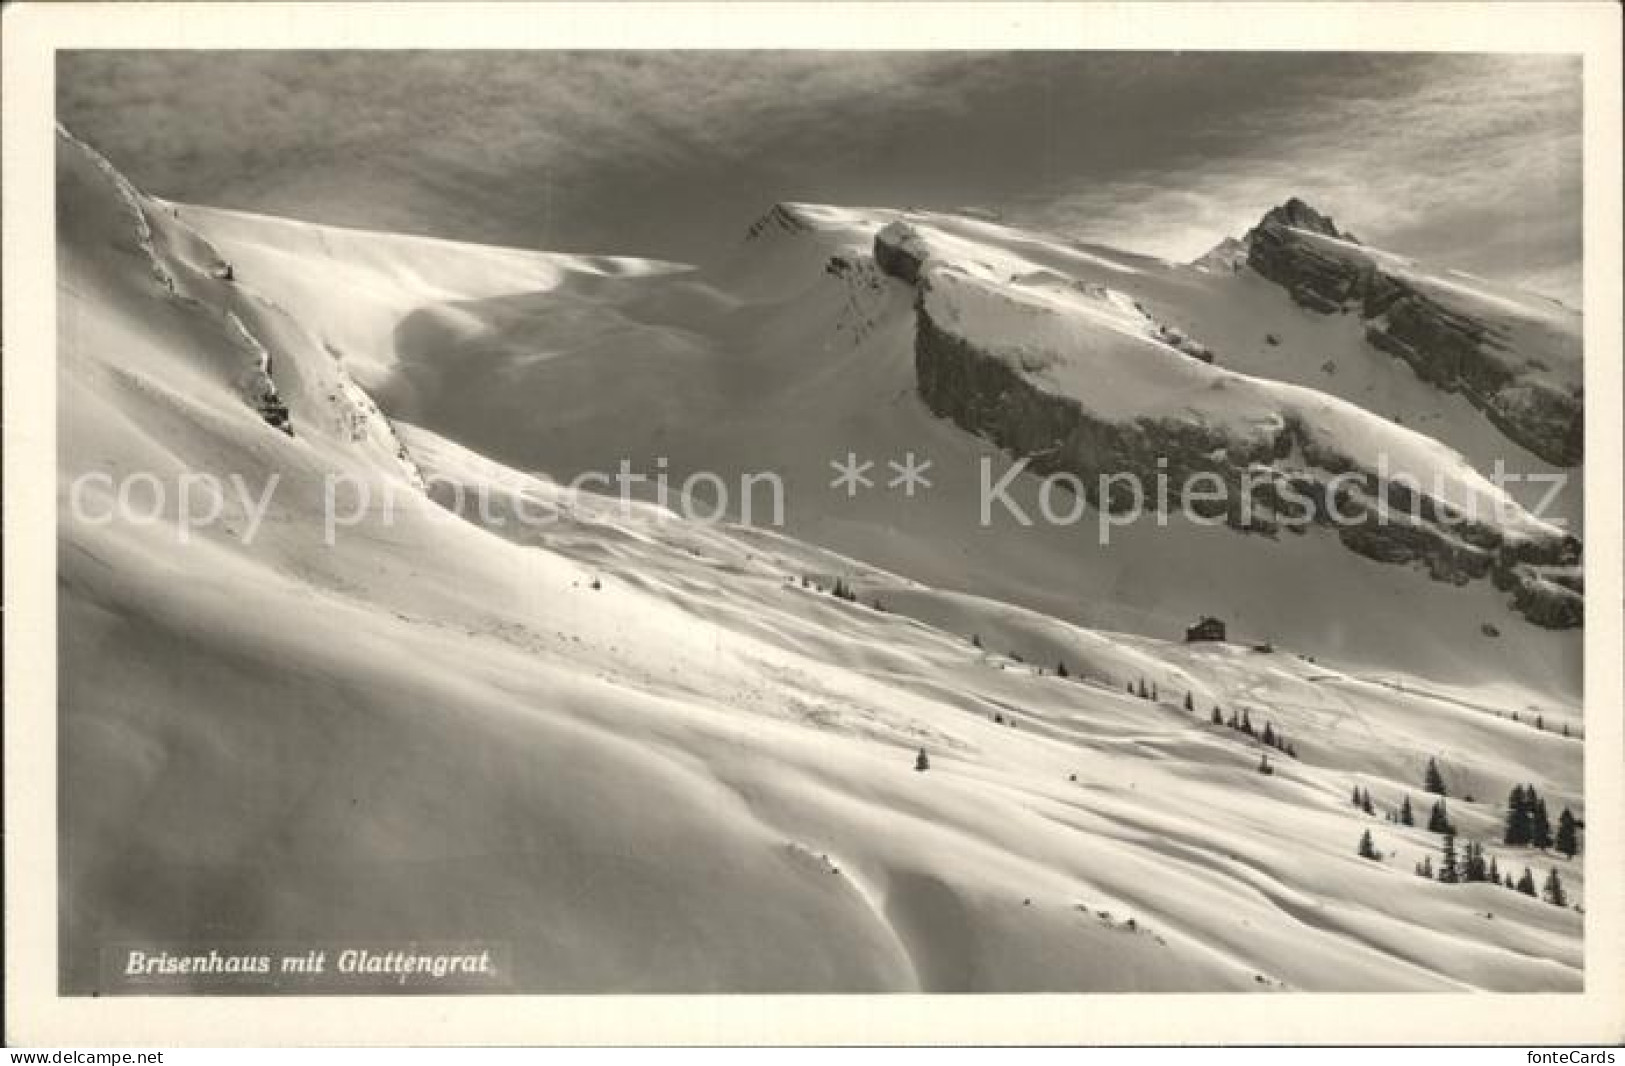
{"left": 58, "top": 51, "right": 1582, "bottom": 304}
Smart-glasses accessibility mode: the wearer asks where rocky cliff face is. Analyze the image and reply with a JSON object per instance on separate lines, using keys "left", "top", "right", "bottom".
{"left": 912, "top": 293, "right": 1278, "bottom": 517}
{"left": 878, "top": 224, "right": 1583, "bottom": 630}
{"left": 1244, "top": 200, "right": 1582, "bottom": 467}
{"left": 1255, "top": 197, "right": 1353, "bottom": 241}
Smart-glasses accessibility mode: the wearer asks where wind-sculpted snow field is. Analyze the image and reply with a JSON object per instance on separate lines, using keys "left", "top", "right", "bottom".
{"left": 57, "top": 126, "right": 1584, "bottom": 993}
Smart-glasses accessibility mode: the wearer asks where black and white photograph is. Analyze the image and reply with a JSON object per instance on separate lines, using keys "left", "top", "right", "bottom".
{"left": 4, "top": 0, "right": 1623, "bottom": 1048}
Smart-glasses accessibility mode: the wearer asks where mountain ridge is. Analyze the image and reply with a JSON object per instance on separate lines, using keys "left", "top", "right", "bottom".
{"left": 867, "top": 208, "right": 1582, "bottom": 629}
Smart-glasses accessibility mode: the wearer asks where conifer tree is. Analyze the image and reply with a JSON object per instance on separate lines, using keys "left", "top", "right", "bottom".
{"left": 1438, "top": 833, "right": 1460, "bottom": 883}
{"left": 1358, "top": 830, "right": 1379, "bottom": 860}
{"left": 1504, "top": 785, "right": 1530, "bottom": 846}
{"left": 1211, "top": 706, "right": 1223, "bottom": 726}
{"left": 1258, "top": 753, "right": 1273, "bottom": 776}
{"left": 1427, "top": 798, "right": 1453, "bottom": 835}
{"left": 1415, "top": 855, "right": 1433, "bottom": 878}
{"left": 1240, "top": 709, "right": 1253, "bottom": 735}
{"left": 1542, "top": 868, "right": 1567, "bottom": 907}
{"left": 1056, "top": 660, "right": 1069, "bottom": 679}
{"left": 1184, "top": 692, "right": 1194, "bottom": 712}
{"left": 1555, "top": 808, "right": 1579, "bottom": 859}
{"left": 1532, "top": 797, "right": 1553, "bottom": 850}
{"left": 1399, "top": 795, "right": 1414, "bottom": 827}
{"left": 914, "top": 748, "right": 930, "bottom": 772}
{"left": 1488, "top": 856, "right": 1501, "bottom": 885}
{"left": 1352, "top": 786, "right": 1364, "bottom": 809}
{"left": 1262, "top": 722, "right": 1276, "bottom": 747}
{"left": 1424, "top": 757, "right": 1447, "bottom": 796}
{"left": 1516, "top": 868, "right": 1537, "bottom": 896}
{"left": 1463, "top": 841, "right": 1488, "bottom": 883}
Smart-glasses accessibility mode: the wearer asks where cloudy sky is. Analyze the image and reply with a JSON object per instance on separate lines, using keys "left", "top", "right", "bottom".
{"left": 59, "top": 51, "right": 1583, "bottom": 303}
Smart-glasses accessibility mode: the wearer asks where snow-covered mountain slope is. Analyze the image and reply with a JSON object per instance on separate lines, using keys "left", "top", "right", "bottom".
{"left": 60, "top": 127, "right": 1584, "bottom": 994}
{"left": 1240, "top": 198, "right": 1583, "bottom": 468}
{"left": 57, "top": 126, "right": 421, "bottom": 486}
{"left": 881, "top": 215, "right": 1582, "bottom": 631}
{"left": 163, "top": 202, "right": 688, "bottom": 393}
{"left": 188, "top": 197, "right": 1583, "bottom": 687}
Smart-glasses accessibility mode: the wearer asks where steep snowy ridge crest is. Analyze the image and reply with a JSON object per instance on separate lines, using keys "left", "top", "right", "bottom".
{"left": 58, "top": 125, "right": 426, "bottom": 481}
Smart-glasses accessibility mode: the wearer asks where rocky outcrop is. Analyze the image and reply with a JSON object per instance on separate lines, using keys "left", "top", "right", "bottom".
{"left": 225, "top": 311, "right": 294, "bottom": 436}
{"left": 1255, "top": 197, "right": 1352, "bottom": 241}
{"left": 823, "top": 255, "right": 889, "bottom": 345}
{"left": 1152, "top": 323, "right": 1215, "bottom": 364}
{"left": 874, "top": 221, "right": 931, "bottom": 285}
{"left": 744, "top": 203, "right": 813, "bottom": 241}
{"left": 1246, "top": 221, "right": 1361, "bottom": 314}
{"left": 1244, "top": 199, "right": 1582, "bottom": 466}
{"left": 1365, "top": 317, "right": 1582, "bottom": 468}
{"left": 905, "top": 271, "right": 1581, "bottom": 629}
{"left": 1507, "top": 573, "right": 1584, "bottom": 629}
